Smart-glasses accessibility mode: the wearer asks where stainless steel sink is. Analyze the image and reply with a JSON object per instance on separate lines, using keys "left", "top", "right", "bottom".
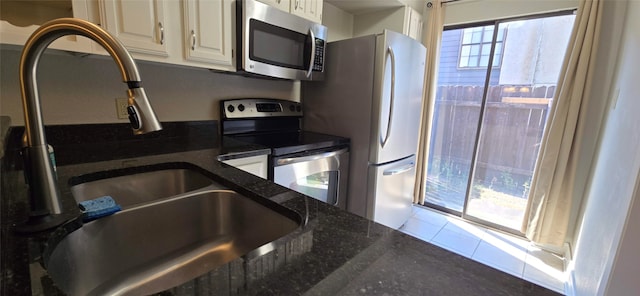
{"left": 70, "top": 168, "right": 219, "bottom": 207}
{"left": 46, "top": 189, "right": 300, "bottom": 296}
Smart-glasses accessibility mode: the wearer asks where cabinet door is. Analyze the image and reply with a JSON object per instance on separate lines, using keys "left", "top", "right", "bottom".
{"left": 0, "top": 0, "right": 93, "bottom": 53}
{"left": 291, "top": 0, "right": 323, "bottom": 23}
{"left": 305, "top": 0, "right": 323, "bottom": 23}
{"left": 182, "top": 0, "right": 234, "bottom": 67}
{"left": 256, "top": 0, "right": 290, "bottom": 12}
{"left": 289, "top": 0, "right": 306, "bottom": 19}
{"left": 257, "top": 0, "right": 321, "bottom": 23}
{"left": 99, "top": 0, "right": 169, "bottom": 56}
{"left": 222, "top": 155, "right": 268, "bottom": 179}
{"left": 406, "top": 8, "right": 423, "bottom": 42}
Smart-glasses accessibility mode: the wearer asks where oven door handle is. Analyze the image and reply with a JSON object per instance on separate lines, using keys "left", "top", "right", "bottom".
{"left": 276, "top": 147, "right": 348, "bottom": 166}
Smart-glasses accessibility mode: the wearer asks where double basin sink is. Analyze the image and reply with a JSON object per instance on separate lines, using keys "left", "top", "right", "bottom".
{"left": 45, "top": 164, "right": 301, "bottom": 296}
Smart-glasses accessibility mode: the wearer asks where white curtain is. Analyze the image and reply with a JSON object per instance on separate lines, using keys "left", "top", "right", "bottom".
{"left": 414, "top": 1, "right": 445, "bottom": 204}
{"left": 522, "top": 0, "right": 604, "bottom": 246}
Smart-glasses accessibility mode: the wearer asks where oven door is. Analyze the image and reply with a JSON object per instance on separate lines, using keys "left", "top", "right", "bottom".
{"left": 273, "top": 147, "right": 348, "bottom": 209}
{"left": 239, "top": 0, "right": 326, "bottom": 80}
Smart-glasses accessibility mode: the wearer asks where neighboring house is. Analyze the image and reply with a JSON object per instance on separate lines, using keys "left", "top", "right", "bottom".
{"left": 437, "top": 27, "right": 501, "bottom": 86}
{"left": 437, "top": 16, "right": 574, "bottom": 90}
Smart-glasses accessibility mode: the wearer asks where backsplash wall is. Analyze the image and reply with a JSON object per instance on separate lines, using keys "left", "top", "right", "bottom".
{"left": 0, "top": 46, "right": 300, "bottom": 126}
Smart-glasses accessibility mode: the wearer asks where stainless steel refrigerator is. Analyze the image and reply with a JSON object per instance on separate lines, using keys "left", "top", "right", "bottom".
{"left": 302, "top": 30, "right": 426, "bottom": 229}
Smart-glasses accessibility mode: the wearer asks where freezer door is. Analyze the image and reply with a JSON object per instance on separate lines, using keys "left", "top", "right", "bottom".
{"left": 371, "top": 30, "right": 426, "bottom": 164}
{"left": 368, "top": 155, "right": 416, "bottom": 229}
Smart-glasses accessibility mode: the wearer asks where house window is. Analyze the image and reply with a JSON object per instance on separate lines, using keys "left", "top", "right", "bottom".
{"left": 458, "top": 26, "right": 505, "bottom": 68}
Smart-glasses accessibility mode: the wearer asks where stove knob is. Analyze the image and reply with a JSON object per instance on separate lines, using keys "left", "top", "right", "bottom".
{"left": 289, "top": 104, "right": 295, "bottom": 111}
{"left": 296, "top": 106, "right": 302, "bottom": 112}
{"left": 227, "top": 105, "right": 235, "bottom": 113}
{"left": 238, "top": 104, "right": 245, "bottom": 112}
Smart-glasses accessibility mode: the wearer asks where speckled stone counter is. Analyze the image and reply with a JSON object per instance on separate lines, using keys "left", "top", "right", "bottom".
{"left": 1, "top": 121, "right": 560, "bottom": 296}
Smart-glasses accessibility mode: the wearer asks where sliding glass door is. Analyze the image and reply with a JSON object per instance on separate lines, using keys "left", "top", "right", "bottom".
{"left": 423, "top": 12, "right": 576, "bottom": 233}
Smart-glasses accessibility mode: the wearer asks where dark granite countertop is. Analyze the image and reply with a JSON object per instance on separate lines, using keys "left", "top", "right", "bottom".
{"left": 0, "top": 121, "right": 559, "bottom": 296}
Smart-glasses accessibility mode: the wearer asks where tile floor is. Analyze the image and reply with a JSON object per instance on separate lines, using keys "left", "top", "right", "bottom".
{"left": 399, "top": 205, "right": 566, "bottom": 294}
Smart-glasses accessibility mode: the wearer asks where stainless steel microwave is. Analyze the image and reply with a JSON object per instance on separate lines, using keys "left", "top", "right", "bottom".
{"left": 237, "top": 0, "right": 327, "bottom": 81}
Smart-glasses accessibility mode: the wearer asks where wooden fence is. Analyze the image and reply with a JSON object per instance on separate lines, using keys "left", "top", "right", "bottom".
{"left": 428, "top": 85, "right": 554, "bottom": 191}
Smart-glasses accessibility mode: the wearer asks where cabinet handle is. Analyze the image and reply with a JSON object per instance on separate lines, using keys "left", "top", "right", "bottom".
{"left": 295, "top": 0, "right": 299, "bottom": 9}
{"left": 276, "top": 0, "right": 281, "bottom": 3}
{"left": 191, "top": 30, "right": 196, "bottom": 50}
{"left": 158, "top": 22, "right": 165, "bottom": 45}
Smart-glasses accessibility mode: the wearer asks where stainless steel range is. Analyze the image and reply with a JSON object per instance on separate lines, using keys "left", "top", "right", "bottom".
{"left": 220, "top": 98, "right": 349, "bottom": 209}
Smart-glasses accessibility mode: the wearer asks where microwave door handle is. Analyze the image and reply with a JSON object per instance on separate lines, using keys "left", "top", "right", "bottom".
{"left": 306, "top": 29, "right": 316, "bottom": 78}
{"left": 381, "top": 46, "right": 396, "bottom": 148}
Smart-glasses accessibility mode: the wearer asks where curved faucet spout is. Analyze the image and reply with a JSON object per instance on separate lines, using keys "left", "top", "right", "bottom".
{"left": 17, "top": 18, "right": 162, "bottom": 232}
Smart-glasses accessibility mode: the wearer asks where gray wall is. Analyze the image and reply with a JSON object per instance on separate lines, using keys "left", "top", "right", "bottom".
{"left": 0, "top": 45, "right": 299, "bottom": 126}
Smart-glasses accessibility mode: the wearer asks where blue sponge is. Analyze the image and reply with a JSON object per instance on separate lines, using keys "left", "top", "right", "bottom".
{"left": 78, "top": 196, "right": 121, "bottom": 222}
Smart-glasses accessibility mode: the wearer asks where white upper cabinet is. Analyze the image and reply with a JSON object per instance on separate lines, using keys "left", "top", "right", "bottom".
{"left": 257, "top": 0, "right": 291, "bottom": 12}
{"left": 0, "top": 0, "right": 94, "bottom": 52}
{"left": 304, "top": 0, "right": 324, "bottom": 24}
{"left": 324, "top": 0, "right": 425, "bottom": 43}
{"left": 406, "top": 7, "right": 423, "bottom": 42}
{"left": 99, "top": 0, "right": 169, "bottom": 57}
{"left": 290, "top": 0, "right": 306, "bottom": 18}
{"left": 1, "top": 0, "right": 236, "bottom": 71}
{"left": 258, "top": 0, "right": 323, "bottom": 23}
{"left": 182, "top": 0, "right": 234, "bottom": 68}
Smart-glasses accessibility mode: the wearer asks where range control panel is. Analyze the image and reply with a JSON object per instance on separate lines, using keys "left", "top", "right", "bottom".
{"left": 221, "top": 99, "right": 302, "bottom": 119}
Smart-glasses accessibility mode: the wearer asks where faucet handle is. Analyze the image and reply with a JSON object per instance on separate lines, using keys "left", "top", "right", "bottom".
{"left": 126, "top": 106, "right": 141, "bottom": 129}
{"left": 127, "top": 87, "right": 162, "bottom": 135}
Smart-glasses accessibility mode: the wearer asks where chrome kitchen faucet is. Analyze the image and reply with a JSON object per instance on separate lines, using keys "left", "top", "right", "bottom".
{"left": 16, "top": 18, "right": 162, "bottom": 232}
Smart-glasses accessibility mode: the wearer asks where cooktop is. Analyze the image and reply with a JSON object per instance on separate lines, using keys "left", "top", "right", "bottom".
{"left": 220, "top": 99, "right": 349, "bottom": 156}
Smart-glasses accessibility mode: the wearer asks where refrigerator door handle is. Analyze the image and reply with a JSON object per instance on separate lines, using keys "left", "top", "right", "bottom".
{"left": 383, "top": 162, "right": 414, "bottom": 176}
{"left": 381, "top": 46, "right": 396, "bottom": 148}
{"left": 306, "top": 29, "right": 317, "bottom": 78}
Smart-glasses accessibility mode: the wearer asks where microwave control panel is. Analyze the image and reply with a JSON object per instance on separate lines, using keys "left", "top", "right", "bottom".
{"left": 313, "top": 38, "right": 325, "bottom": 72}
